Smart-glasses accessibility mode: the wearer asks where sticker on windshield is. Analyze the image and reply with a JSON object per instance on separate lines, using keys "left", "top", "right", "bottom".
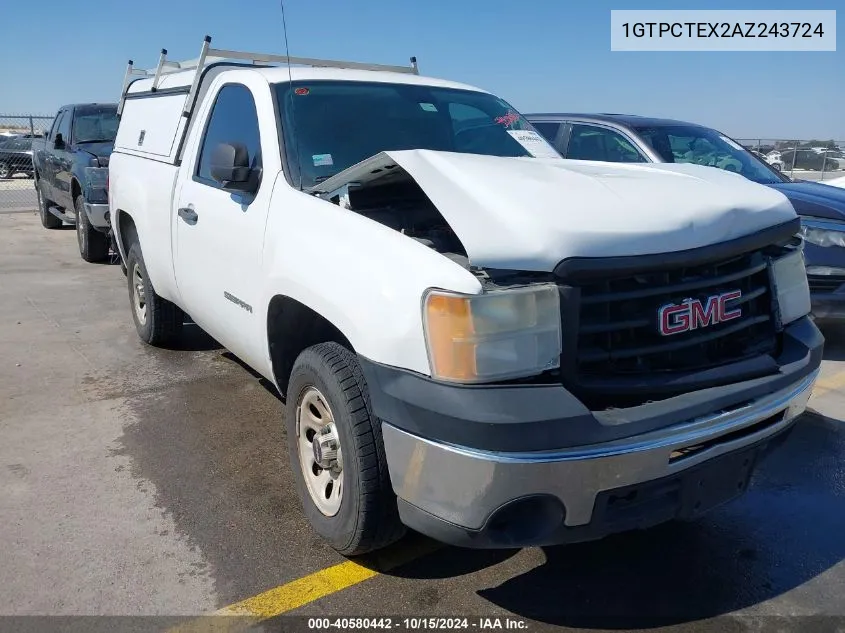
{"left": 419, "top": 102, "right": 438, "bottom": 112}
{"left": 495, "top": 111, "right": 520, "bottom": 128}
{"left": 719, "top": 135, "right": 745, "bottom": 151}
{"left": 312, "top": 153, "right": 333, "bottom": 167}
{"left": 507, "top": 130, "right": 560, "bottom": 159}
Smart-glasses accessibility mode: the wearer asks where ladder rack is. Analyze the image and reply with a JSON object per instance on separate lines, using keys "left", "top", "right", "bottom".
{"left": 117, "top": 35, "right": 420, "bottom": 117}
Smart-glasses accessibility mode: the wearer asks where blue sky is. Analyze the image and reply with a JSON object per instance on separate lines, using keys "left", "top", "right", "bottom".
{"left": 3, "top": 0, "right": 842, "bottom": 140}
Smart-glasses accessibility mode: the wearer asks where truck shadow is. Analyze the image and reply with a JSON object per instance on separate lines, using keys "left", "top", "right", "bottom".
{"left": 386, "top": 412, "right": 845, "bottom": 628}
{"left": 220, "top": 351, "right": 281, "bottom": 400}
{"left": 169, "top": 323, "right": 224, "bottom": 352}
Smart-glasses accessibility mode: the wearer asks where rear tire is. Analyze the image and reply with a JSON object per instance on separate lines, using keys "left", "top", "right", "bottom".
{"left": 125, "top": 241, "right": 183, "bottom": 346}
{"left": 286, "top": 342, "right": 405, "bottom": 555}
{"left": 37, "top": 181, "right": 62, "bottom": 229}
{"left": 0, "top": 162, "right": 10, "bottom": 179}
{"left": 75, "top": 196, "right": 110, "bottom": 262}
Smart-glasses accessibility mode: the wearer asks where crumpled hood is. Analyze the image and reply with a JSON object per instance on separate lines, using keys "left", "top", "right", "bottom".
{"left": 318, "top": 150, "right": 798, "bottom": 272}
{"left": 77, "top": 141, "right": 114, "bottom": 166}
{"left": 767, "top": 181, "right": 845, "bottom": 222}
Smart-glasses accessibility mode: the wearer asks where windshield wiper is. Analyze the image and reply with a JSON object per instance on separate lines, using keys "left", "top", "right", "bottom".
{"left": 76, "top": 138, "right": 114, "bottom": 144}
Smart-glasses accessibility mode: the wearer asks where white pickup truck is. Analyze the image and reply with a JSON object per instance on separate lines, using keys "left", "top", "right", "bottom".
{"left": 109, "top": 39, "right": 822, "bottom": 554}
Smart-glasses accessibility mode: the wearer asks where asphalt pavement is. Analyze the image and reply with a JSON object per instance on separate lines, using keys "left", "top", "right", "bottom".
{"left": 1, "top": 212, "right": 844, "bottom": 633}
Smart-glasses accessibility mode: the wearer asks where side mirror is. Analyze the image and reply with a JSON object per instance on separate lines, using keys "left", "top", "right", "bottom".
{"left": 209, "top": 142, "right": 259, "bottom": 193}
{"left": 54, "top": 133, "right": 65, "bottom": 149}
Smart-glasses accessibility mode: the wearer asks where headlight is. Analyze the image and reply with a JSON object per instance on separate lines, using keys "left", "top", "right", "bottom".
{"left": 423, "top": 284, "right": 561, "bottom": 383}
{"left": 84, "top": 166, "right": 108, "bottom": 188}
{"left": 799, "top": 217, "right": 845, "bottom": 248}
{"left": 83, "top": 167, "right": 109, "bottom": 202}
{"left": 771, "top": 248, "right": 811, "bottom": 327}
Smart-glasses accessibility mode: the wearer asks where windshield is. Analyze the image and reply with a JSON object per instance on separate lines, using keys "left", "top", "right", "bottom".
{"left": 73, "top": 106, "right": 119, "bottom": 144}
{"left": 275, "top": 81, "right": 559, "bottom": 189}
{"left": 634, "top": 124, "right": 786, "bottom": 185}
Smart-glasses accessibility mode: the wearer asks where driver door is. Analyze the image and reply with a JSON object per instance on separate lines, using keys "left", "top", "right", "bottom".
{"left": 173, "top": 81, "right": 275, "bottom": 366}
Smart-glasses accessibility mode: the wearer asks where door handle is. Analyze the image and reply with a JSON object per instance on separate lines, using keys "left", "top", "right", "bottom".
{"left": 178, "top": 207, "right": 198, "bottom": 224}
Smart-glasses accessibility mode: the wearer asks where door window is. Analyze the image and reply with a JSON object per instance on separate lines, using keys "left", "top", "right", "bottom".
{"left": 56, "top": 110, "right": 72, "bottom": 144}
{"left": 48, "top": 111, "right": 64, "bottom": 141}
{"left": 195, "top": 84, "right": 261, "bottom": 186}
{"left": 566, "top": 124, "right": 646, "bottom": 163}
{"left": 531, "top": 122, "right": 561, "bottom": 145}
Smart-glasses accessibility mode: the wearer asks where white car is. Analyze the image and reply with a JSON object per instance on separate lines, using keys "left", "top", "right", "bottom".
{"left": 765, "top": 151, "right": 785, "bottom": 171}
{"left": 109, "top": 38, "right": 821, "bottom": 554}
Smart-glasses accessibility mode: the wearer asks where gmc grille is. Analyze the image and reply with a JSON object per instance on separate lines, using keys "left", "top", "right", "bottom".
{"left": 559, "top": 244, "right": 792, "bottom": 408}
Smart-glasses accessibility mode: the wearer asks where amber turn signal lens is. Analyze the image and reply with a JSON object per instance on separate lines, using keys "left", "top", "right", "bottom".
{"left": 424, "top": 294, "right": 478, "bottom": 381}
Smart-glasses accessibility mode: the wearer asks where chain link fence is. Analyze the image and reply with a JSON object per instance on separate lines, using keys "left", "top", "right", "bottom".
{"left": 0, "top": 114, "right": 54, "bottom": 213}
{"left": 737, "top": 138, "right": 845, "bottom": 182}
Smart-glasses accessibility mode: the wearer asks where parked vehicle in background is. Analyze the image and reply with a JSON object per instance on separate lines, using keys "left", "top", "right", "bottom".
{"left": 780, "top": 149, "right": 839, "bottom": 171}
{"left": 110, "top": 40, "right": 820, "bottom": 555}
{"left": 0, "top": 136, "right": 35, "bottom": 178}
{"left": 527, "top": 113, "right": 845, "bottom": 319}
{"left": 31, "top": 103, "right": 118, "bottom": 262}
{"left": 765, "top": 151, "right": 784, "bottom": 171}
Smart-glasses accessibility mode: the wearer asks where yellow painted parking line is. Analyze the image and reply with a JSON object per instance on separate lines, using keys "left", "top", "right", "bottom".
{"left": 811, "top": 370, "right": 845, "bottom": 398}
{"left": 168, "top": 537, "right": 443, "bottom": 632}
{"left": 216, "top": 537, "right": 442, "bottom": 618}
{"left": 216, "top": 560, "right": 379, "bottom": 617}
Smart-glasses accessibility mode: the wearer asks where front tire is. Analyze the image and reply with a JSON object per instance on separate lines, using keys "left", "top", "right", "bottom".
{"left": 0, "top": 162, "right": 10, "bottom": 179}
{"left": 75, "top": 196, "right": 110, "bottom": 262}
{"left": 286, "top": 342, "right": 405, "bottom": 555}
{"left": 125, "top": 242, "right": 183, "bottom": 346}
{"left": 37, "top": 181, "right": 62, "bottom": 229}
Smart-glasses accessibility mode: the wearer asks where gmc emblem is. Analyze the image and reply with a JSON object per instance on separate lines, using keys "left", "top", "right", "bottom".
{"left": 658, "top": 290, "right": 742, "bottom": 336}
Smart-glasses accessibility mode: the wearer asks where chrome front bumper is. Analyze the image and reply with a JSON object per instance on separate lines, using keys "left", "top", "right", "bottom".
{"left": 383, "top": 369, "right": 818, "bottom": 540}
{"left": 83, "top": 202, "right": 109, "bottom": 229}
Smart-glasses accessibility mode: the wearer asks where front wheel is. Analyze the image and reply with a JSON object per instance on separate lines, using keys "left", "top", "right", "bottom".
{"left": 286, "top": 342, "right": 405, "bottom": 555}
{"left": 125, "top": 242, "right": 183, "bottom": 346}
{"left": 0, "top": 162, "right": 10, "bottom": 179}
{"left": 75, "top": 196, "right": 110, "bottom": 262}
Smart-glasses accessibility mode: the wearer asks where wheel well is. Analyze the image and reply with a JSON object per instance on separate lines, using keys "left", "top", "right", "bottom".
{"left": 267, "top": 296, "right": 353, "bottom": 396}
{"left": 71, "top": 178, "right": 82, "bottom": 203}
{"left": 117, "top": 211, "right": 138, "bottom": 255}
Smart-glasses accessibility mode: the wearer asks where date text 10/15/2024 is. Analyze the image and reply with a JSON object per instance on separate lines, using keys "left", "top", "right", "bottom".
{"left": 307, "top": 617, "right": 529, "bottom": 630}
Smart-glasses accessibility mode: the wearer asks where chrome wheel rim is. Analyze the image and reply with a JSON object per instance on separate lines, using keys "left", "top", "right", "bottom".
{"left": 76, "top": 205, "right": 84, "bottom": 251}
{"left": 296, "top": 386, "right": 343, "bottom": 516}
{"left": 132, "top": 262, "right": 147, "bottom": 325}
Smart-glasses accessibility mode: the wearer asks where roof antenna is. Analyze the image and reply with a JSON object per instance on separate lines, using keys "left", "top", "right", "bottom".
{"left": 280, "top": 0, "right": 303, "bottom": 190}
